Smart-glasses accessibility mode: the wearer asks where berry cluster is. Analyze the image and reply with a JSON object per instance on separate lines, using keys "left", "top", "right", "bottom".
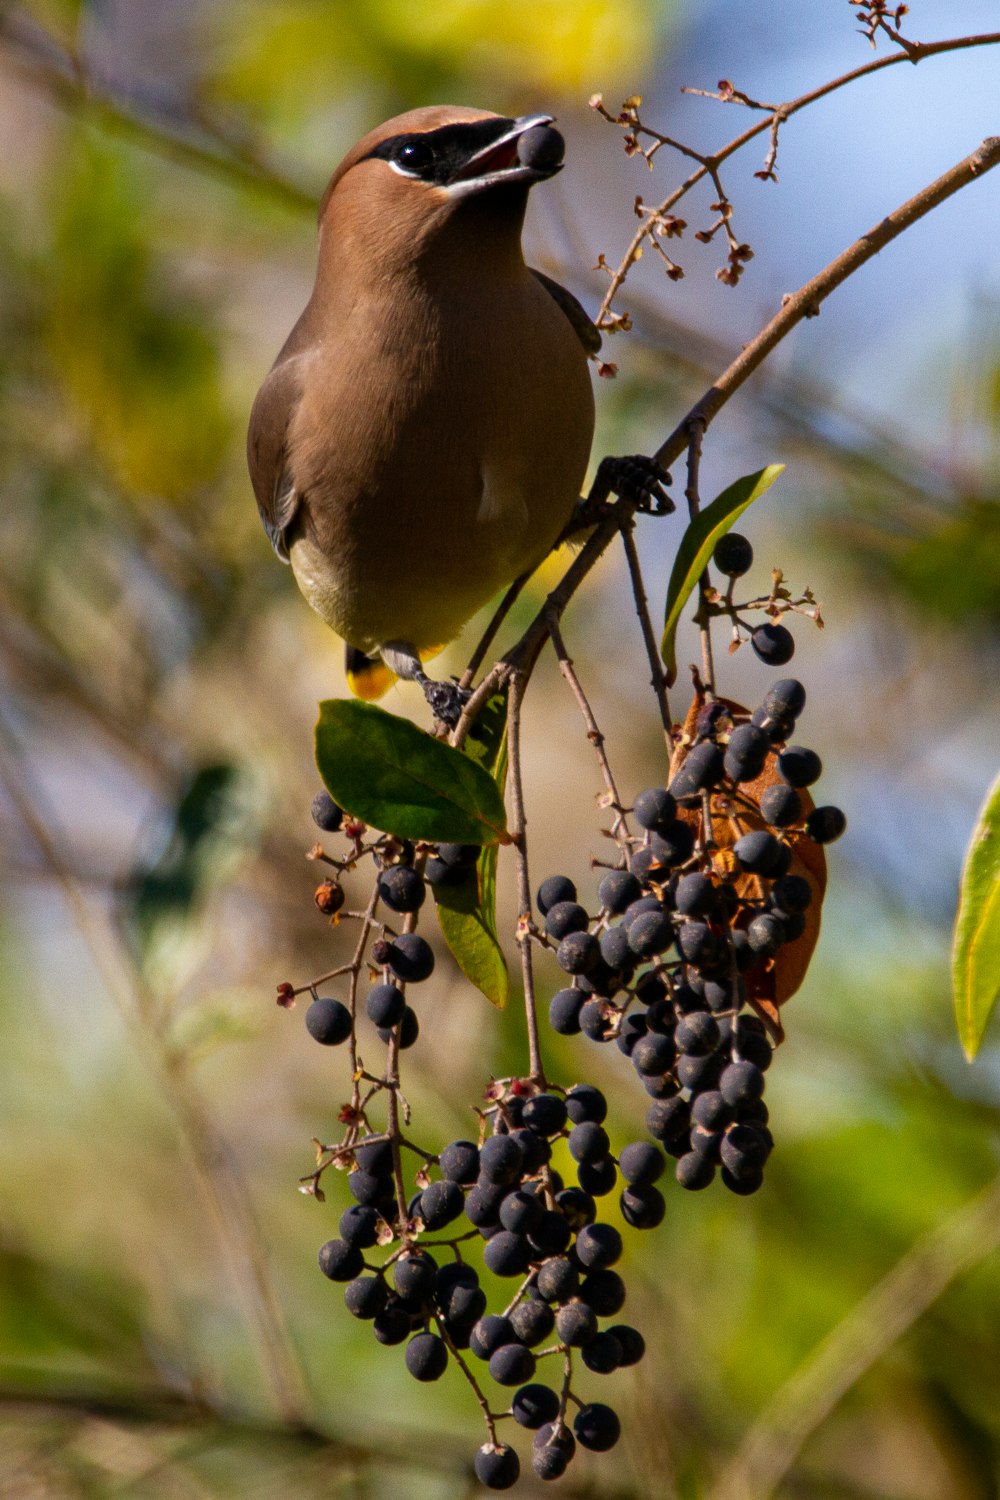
{"left": 294, "top": 795, "right": 662, "bottom": 1488}
{"left": 544, "top": 673, "right": 845, "bottom": 1195}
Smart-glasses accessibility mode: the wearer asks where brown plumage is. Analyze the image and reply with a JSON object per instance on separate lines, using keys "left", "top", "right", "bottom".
{"left": 247, "top": 105, "right": 597, "bottom": 708}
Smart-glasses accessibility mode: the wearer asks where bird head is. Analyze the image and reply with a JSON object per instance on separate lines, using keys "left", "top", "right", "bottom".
{"left": 317, "top": 106, "right": 565, "bottom": 274}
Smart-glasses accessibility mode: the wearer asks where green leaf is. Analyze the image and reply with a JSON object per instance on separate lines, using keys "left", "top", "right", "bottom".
{"left": 952, "top": 769, "right": 1000, "bottom": 1060}
{"left": 435, "top": 689, "right": 510, "bottom": 1008}
{"left": 660, "top": 464, "right": 785, "bottom": 685}
{"left": 315, "top": 699, "right": 509, "bottom": 845}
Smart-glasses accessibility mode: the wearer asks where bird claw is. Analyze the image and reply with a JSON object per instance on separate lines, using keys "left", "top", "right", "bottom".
{"left": 596, "top": 454, "right": 673, "bottom": 516}
{"left": 422, "top": 678, "right": 471, "bottom": 728}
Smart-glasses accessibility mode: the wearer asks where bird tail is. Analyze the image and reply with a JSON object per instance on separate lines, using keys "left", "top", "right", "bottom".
{"left": 345, "top": 645, "right": 396, "bottom": 701}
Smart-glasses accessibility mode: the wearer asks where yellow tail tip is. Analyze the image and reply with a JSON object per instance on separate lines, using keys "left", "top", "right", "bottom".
{"left": 345, "top": 646, "right": 396, "bottom": 701}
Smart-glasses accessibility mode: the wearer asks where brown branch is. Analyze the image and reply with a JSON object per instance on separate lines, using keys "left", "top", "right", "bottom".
{"left": 684, "top": 420, "right": 716, "bottom": 694}
{"left": 596, "top": 29, "right": 1000, "bottom": 324}
{"left": 653, "top": 137, "right": 1000, "bottom": 469}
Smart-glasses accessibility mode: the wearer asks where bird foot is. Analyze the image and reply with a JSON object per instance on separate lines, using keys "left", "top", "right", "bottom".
{"left": 561, "top": 453, "right": 673, "bottom": 540}
{"left": 596, "top": 453, "right": 673, "bottom": 516}
{"left": 421, "top": 677, "right": 472, "bottom": 729}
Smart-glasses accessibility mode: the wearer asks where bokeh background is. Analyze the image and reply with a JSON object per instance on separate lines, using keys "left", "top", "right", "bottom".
{"left": 2, "top": 1, "right": 1000, "bottom": 1497}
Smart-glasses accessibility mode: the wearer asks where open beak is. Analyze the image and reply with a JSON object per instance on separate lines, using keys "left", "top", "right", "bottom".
{"left": 445, "top": 114, "right": 562, "bottom": 197}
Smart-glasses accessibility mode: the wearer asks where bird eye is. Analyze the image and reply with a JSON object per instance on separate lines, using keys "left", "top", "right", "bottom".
{"left": 396, "top": 139, "right": 434, "bottom": 175}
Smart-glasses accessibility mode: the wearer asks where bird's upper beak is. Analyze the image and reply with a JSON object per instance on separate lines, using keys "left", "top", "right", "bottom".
{"left": 444, "top": 114, "right": 561, "bottom": 198}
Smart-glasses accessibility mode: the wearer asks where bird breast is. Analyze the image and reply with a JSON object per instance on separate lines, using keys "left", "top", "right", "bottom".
{"left": 287, "top": 266, "right": 594, "bottom": 653}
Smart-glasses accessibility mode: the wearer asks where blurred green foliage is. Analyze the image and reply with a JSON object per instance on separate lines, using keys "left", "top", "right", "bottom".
{"left": 2, "top": 3, "right": 1000, "bottom": 1498}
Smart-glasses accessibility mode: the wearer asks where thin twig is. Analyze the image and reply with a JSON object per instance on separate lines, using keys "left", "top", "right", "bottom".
{"left": 459, "top": 574, "right": 530, "bottom": 693}
{"left": 710, "top": 1168, "right": 1000, "bottom": 1500}
{"left": 620, "top": 522, "right": 673, "bottom": 741}
{"left": 685, "top": 419, "right": 716, "bottom": 694}
{"left": 596, "top": 30, "right": 1000, "bottom": 325}
{"left": 506, "top": 670, "right": 545, "bottom": 1086}
{"left": 546, "top": 612, "right": 631, "bottom": 850}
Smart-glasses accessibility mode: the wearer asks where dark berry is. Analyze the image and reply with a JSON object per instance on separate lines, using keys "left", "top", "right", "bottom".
{"left": 377, "top": 865, "right": 426, "bottom": 913}
{"left": 759, "top": 783, "right": 802, "bottom": 828}
{"left": 549, "top": 987, "right": 585, "bottom": 1035}
{"left": 712, "top": 530, "right": 753, "bottom": 576}
{"left": 537, "top": 875, "right": 576, "bottom": 915}
{"left": 574, "top": 1223, "right": 622, "bottom": 1270}
{"left": 806, "top": 805, "right": 847, "bottom": 843}
{"left": 480, "top": 1135, "right": 524, "bottom": 1185}
{"left": 318, "top": 1238, "right": 362, "bottom": 1282}
{"left": 500, "top": 1190, "right": 545, "bottom": 1237}
{"left": 544, "top": 900, "right": 589, "bottom": 940}
{"left": 582, "top": 1330, "right": 623, "bottom": 1373}
{"left": 365, "top": 982, "right": 406, "bottom": 1028}
{"left": 557, "top": 930, "right": 600, "bottom": 974}
{"left": 576, "top": 1158, "right": 617, "bottom": 1196}
{"left": 675, "top": 1010, "right": 720, "bottom": 1056}
{"left": 690, "top": 1090, "right": 735, "bottom": 1131}
{"left": 627, "top": 908, "right": 674, "bottom": 959}
{"left": 676, "top": 1152, "right": 715, "bottom": 1190}
{"left": 522, "top": 1093, "right": 568, "bottom": 1136}
{"left": 470, "top": 1315, "right": 517, "bottom": 1360}
{"left": 338, "top": 1204, "right": 381, "bottom": 1249}
{"left": 766, "top": 678, "right": 806, "bottom": 717}
{"left": 376, "top": 1005, "right": 419, "bottom": 1049}
{"left": 772, "top": 873, "right": 812, "bottom": 912}
{"left": 344, "top": 1275, "right": 387, "bottom": 1319}
{"left": 537, "top": 1256, "right": 579, "bottom": 1301}
{"left": 675, "top": 873, "right": 716, "bottom": 917}
{"left": 392, "top": 1251, "right": 437, "bottom": 1301}
{"left": 512, "top": 1383, "right": 560, "bottom": 1429}
{"left": 418, "top": 1178, "right": 464, "bottom": 1230}
{"left": 598, "top": 868, "right": 643, "bottom": 913}
{"left": 629, "top": 1030, "right": 675, "bottom": 1078}
{"left": 555, "top": 1188, "right": 596, "bottom": 1230}
{"left": 509, "top": 1127, "right": 551, "bottom": 1174}
{"left": 574, "top": 1402, "right": 621, "bottom": 1452}
{"left": 568, "top": 1121, "right": 610, "bottom": 1164}
{"left": 722, "top": 1163, "right": 765, "bottom": 1194}
{"left": 669, "top": 741, "right": 725, "bottom": 801}
{"left": 532, "top": 1424, "right": 575, "bottom": 1481}
{"left": 621, "top": 895, "right": 665, "bottom": 930}
{"left": 528, "top": 1210, "right": 572, "bottom": 1257}
{"left": 747, "top": 912, "right": 787, "bottom": 957}
{"left": 348, "top": 1169, "right": 392, "bottom": 1208}
{"left": 305, "top": 997, "right": 352, "bottom": 1046}
{"left": 311, "top": 791, "right": 343, "bottom": 832}
{"left": 646, "top": 1095, "right": 690, "bottom": 1143}
{"left": 733, "top": 830, "right": 784, "bottom": 875}
{"left": 386, "top": 932, "right": 434, "bottom": 983}
{"left": 676, "top": 921, "right": 722, "bottom": 968}
{"left": 607, "top": 1324, "right": 645, "bottom": 1366}
{"left": 438, "top": 842, "right": 480, "bottom": 869}
{"left": 620, "top": 1183, "right": 665, "bottom": 1228}
{"left": 724, "top": 723, "right": 771, "bottom": 783}
{"left": 556, "top": 1299, "right": 598, "bottom": 1346}
{"left": 579, "top": 1268, "right": 626, "bottom": 1316}
{"left": 720, "top": 1060, "right": 766, "bottom": 1107}
{"left": 510, "top": 1298, "right": 555, "bottom": 1347}
{"left": 489, "top": 1342, "right": 536, "bottom": 1386}
{"left": 579, "top": 998, "right": 614, "bottom": 1040}
{"left": 565, "top": 1084, "right": 608, "bottom": 1124}
{"left": 778, "top": 745, "right": 823, "bottom": 788}
{"left": 484, "top": 1230, "right": 531, "bottom": 1278}
{"left": 441, "top": 1281, "right": 486, "bottom": 1328}
{"left": 618, "top": 1141, "right": 665, "bottom": 1185}
{"left": 599, "top": 924, "right": 633, "bottom": 971}
{"left": 372, "top": 1300, "right": 412, "bottom": 1345}
{"left": 475, "top": 1443, "right": 520, "bottom": 1490}
{"left": 751, "top": 622, "right": 795, "bottom": 665}
{"left": 633, "top": 787, "right": 677, "bottom": 832}
{"left": 439, "top": 1139, "right": 479, "bottom": 1183}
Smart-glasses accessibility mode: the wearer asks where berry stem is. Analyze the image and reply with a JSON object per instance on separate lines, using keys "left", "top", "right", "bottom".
{"left": 620, "top": 520, "right": 673, "bottom": 741}
{"left": 547, "top": 612, "right": 632, "bottom": 852}
{"left": 507, "top": 669, "right": 546, "bottom": 1087}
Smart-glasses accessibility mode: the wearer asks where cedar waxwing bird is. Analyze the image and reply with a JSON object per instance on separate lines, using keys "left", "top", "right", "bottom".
{"left": 248, "top": 105, "right": 670, "bottom": 722}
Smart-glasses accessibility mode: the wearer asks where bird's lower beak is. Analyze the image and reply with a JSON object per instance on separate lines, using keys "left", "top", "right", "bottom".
{"left": 446, "top": 114, "right": 563, "bottom": 197}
